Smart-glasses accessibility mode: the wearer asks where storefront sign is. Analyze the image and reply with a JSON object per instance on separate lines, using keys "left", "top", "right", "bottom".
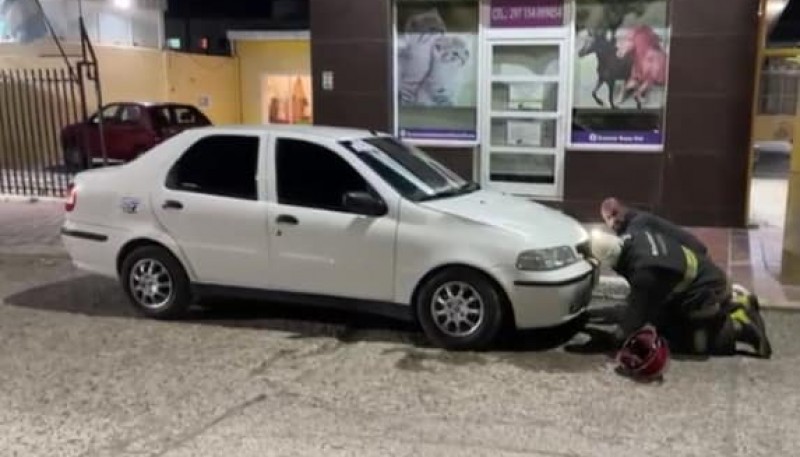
{"left": 490, "top": 0, "right": 564, "bottom": 28}
{"left": 571, "top": 131, "right": 663, "bottom": 146}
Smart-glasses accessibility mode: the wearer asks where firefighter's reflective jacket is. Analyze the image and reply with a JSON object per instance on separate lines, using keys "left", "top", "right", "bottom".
{"left": 612, "top": 229, "right": 729, "bottom": 335}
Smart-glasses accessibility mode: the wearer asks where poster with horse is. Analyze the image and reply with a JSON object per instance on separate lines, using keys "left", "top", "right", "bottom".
{"left": 571, "top": 0, "right": 669, "bottom": 147}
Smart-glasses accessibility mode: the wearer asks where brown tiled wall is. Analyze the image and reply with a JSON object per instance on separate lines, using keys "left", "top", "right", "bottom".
{"left": 563, "top": 151, "right": 664, "bottom": 221}
{"left": 311, "top": 0, "right": 759, "bottom": 227}
{"left": 564, "top": 0, "right": 759, "bottom": 227}
{"left": 309, "top": 0, "right": 392, "bottom": 132}
{"left": 416, "top": 146, "right": 476, "bottom": 181}
{"left": 659, "top": 0, "right": 759, "bottom": 227}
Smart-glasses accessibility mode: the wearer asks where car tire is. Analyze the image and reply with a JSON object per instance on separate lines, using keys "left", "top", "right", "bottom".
{"left": 63, "top": 145, "right": 89, "bottom": 171}
{"left": 120, "top": 245, "right": 192, "bottom": 320}
{"left": 416, "top": 267, "right": 506, "bottom": 351}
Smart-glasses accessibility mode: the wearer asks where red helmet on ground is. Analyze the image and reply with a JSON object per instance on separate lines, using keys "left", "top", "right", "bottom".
{"left": 616, "top": 326, "right": 670, "bottom": 381}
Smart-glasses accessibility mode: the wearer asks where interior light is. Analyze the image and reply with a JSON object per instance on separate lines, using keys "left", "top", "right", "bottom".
{"left": 113, "top": 0, "right": 132, "bottom": 9}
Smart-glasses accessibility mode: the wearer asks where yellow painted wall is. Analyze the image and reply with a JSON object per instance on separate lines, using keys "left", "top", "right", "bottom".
{"left": 753, "top": 114, "right": 794, "bottom": 143}
{"left": 0, "top": 43, "right": 240, "bottom": 166}
{"left": 96, "top": 47, "right": 168, "bottom": 105}
{"left": 165, "top": 52, "right": 240, "bottom": 125}
{"left": 0, "top": 43, "right": 166, "bottom": 107}
{"left": 0, "top": 43, "right": 239, "bottom": 123}
{"left": 234, "top": 39, "right": 311, "bottom": 124}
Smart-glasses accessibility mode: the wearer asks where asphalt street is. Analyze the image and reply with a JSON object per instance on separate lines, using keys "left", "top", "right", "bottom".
{"left": 1, "top": 249, "right": 799, "bottom": 457}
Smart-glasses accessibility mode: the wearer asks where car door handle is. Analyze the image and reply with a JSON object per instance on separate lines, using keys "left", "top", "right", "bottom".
{"left": 162, "top": 199, "right": 183, "bottom": 210}
{"left": 276, "top": 214, "right": 298, "bottom": 225}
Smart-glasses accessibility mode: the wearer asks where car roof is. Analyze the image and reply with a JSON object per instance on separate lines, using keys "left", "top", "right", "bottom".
{"left": 109, "top": 101, "right": 199, "bottom": 109}
{"left": 191, "top": 124, "right": 386, "bottom": 141}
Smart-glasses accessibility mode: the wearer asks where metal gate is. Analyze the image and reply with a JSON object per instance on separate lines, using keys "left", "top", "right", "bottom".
{"left": 0, "top": 0, "right": 107, "bottom": 199}
{"left": 0, "top": 68, "right": 82, "bottom": 197}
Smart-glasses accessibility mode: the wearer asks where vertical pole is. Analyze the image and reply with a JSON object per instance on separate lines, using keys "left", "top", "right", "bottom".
{"left": 780, "top": 59, "right": 800, "bottom": 284}
{"left": 80, "top": 17, "right": 108, "bottom": 167}
{"left": 53, "top": 68, "right": 71, "bottom": 177}
{"left": 22, "top": 69, "right": 44, "bottom": 196}
{"left": 0, "top": 71, "right": 14, "bottom": 195}
{"left": 744, "top": 0, "right": 769, "bottom": 226}
{"left": 8, "top": 71, "right": 28, "bottom": 195}
{"left": 42, "top": 70, "right": 61, "bottom": 196}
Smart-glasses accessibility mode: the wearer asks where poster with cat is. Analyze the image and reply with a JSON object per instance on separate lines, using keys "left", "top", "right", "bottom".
{"left": 396, "top": 1, "right": 479, "bottom": 141}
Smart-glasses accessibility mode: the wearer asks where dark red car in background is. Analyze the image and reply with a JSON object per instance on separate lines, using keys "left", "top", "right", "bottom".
{"left": 61, "top": 102, "right": 212, "bottom": 170}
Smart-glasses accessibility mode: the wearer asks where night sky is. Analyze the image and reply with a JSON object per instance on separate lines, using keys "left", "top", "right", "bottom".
{"left": 165, "top": 0, "right": 274, "bottom": 18}
{"left": 770, "top": 0, "right": 800, "bottom": 44}
{"left": 166, "top": 0, "right": 798, "bottom": 43}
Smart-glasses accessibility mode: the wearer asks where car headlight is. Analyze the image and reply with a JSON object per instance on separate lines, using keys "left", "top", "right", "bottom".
{"left": 516, "top": 246, "right": 579, "bottom": 271}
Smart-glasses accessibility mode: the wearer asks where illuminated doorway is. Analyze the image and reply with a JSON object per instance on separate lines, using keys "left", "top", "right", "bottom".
{"left": 260, "top": 73, "right": 313, "bottom": 125}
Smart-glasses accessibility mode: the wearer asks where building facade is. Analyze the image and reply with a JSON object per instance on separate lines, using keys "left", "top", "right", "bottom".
{"left": 310, "top": 0, "right": 761, "bottom": 227}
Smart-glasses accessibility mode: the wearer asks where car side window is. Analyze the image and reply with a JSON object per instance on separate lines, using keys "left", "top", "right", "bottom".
{"left": 150, "top": 107, "right": 172, "bottom": 129}
{"left": 166, "top": 135, "right": 259, "bottom": 201}
{"left": 276, "top": 138, "right": 373, "bottom": 212}
{"left": 90, "top": 104, "right": 121, "bottom": 124}
{"left": 119, "top": 105, "right": 143, "bottom": 125}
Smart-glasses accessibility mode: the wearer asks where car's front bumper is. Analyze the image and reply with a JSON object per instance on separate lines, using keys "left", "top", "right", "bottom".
{"left": 493, "top": 259, "right": 600, "bottom": 329}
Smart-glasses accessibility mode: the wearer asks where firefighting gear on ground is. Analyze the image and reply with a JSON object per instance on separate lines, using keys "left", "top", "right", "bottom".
{"left": 615, "top": 326, "right": 671, "bottom": 381}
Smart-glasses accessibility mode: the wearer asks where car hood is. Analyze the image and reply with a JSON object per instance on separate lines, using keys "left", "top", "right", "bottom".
{"left": 419, "top": 190, "right": 588, "bottom": 248}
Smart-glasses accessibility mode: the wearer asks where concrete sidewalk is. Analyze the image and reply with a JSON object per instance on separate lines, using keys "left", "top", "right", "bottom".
{"left": 2, "top": 198, "right": 799, "bottom": 309}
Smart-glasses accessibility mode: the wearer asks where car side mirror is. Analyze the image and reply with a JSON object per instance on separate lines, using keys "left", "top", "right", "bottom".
{"left": 343, "top": 191, "right": 387, "bottom": 217}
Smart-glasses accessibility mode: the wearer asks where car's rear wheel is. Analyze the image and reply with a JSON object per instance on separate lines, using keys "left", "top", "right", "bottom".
{"left": 120, "top": 246, "right": 192, "bottom": 319}
{"left": 416, "top": 267, "right": 506, "bottom": 351}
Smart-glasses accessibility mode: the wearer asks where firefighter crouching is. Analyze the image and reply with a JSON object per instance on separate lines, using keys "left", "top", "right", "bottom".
{"left": 590, "top": 229, "right": 772, "bottom": 359}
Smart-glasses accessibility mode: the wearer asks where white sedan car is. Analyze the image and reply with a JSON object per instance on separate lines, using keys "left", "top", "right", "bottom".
{"left": 61, "top": 125, "right": 598, "bottom": 350}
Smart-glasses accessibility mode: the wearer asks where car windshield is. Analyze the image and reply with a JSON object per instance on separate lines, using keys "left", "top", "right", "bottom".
{"left": 340, "top": 136, "right": 479, "bottom": 202}
{"left": 148, "top": 105, "right": 211, "bottom": 130}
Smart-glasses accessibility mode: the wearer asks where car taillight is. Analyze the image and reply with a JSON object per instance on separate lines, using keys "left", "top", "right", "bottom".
{"left": 65, "top": 184, "right": 77, "bottom": 212}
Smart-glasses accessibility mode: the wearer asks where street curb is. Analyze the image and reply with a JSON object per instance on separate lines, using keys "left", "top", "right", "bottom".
{"left": 1, "top": 194, "right": 64, "bottom": 203}
{"left": 593, "top": 275, "right": 799, "bottom": 310}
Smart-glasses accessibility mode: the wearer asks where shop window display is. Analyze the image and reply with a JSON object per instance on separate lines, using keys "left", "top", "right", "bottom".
{"left": 261, "top": 75, "right": 313, "bottom": 125}
{"left": 395, "top": 0, "right": 479, "bottom": 142}
{"left": 570, "top": 0, "right": 670, "bottom": 148}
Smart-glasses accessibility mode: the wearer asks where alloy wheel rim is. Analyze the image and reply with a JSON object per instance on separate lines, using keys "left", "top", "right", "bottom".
{"left": 430, "top": 281, "right": 485, "bottom": 338}
{"left": 129, "top": 258, "right": 173, "bottom": 310}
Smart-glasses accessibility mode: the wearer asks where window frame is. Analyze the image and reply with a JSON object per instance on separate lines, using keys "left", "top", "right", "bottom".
{"left": 119, "top": 104, "right": 145, "bottom": 126}
{"left": 165, "top": 134, "right": 262, "bottom": 201}
{"left": 269, "top": 135, "right": 390, "bottom": 215}
{"left": 89, "top": 104, "right": 123, "bottom": 124}
{"left": 758, "top": 58, "right": 800, "bottom": 116}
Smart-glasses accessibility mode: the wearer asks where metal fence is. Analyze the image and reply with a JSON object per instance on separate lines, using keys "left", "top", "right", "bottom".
{"left": 0, "top": 68, "right": 82, "bottom": 198}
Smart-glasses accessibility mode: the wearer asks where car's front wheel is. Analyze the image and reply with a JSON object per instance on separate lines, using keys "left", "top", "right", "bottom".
{"left": 120, "top": 246, "right": 192, "bottom": 319}
{"left": 416, "top": 267, "right": 507, "bottom": 351}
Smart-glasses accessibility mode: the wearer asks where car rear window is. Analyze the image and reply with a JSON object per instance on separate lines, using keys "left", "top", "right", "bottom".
{"left": 149, "top": 105, "right": 211, "bottom": 129}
